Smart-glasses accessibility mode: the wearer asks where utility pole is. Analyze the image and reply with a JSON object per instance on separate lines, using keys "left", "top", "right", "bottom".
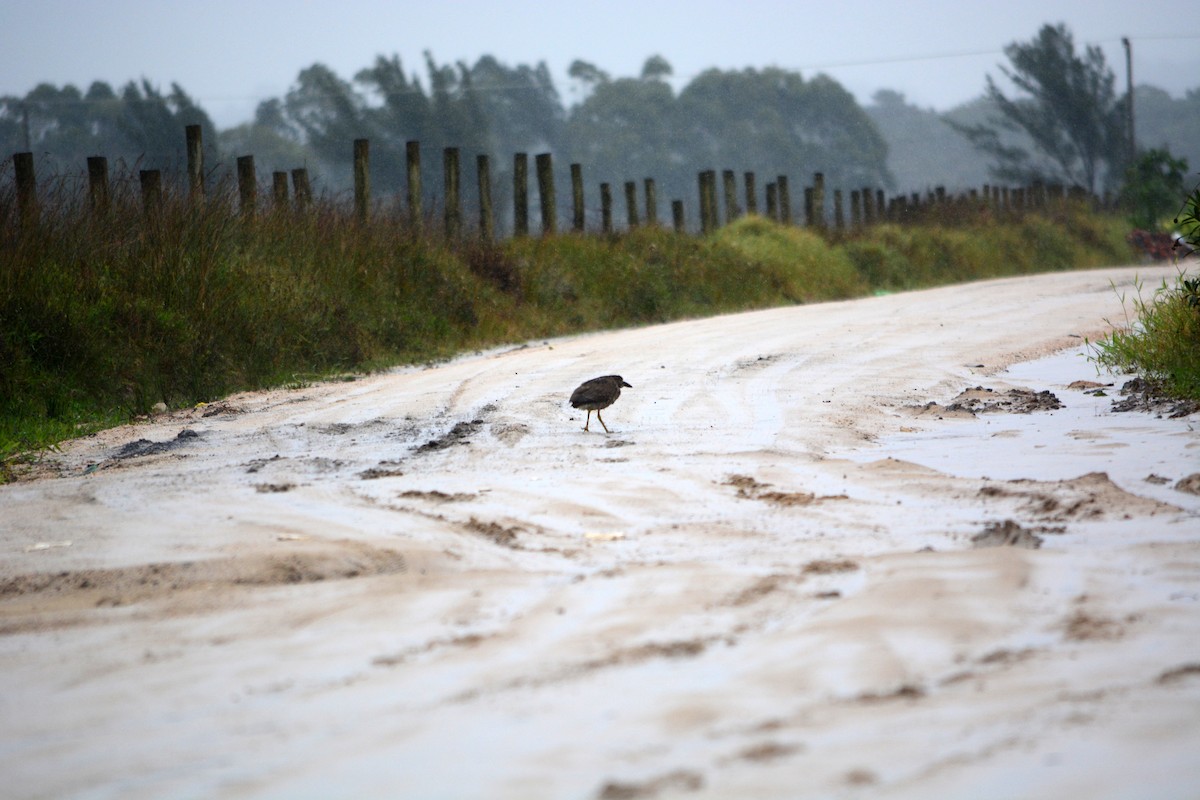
{"left": 1122, "top": 37, "right": 1135, "bottom": 166}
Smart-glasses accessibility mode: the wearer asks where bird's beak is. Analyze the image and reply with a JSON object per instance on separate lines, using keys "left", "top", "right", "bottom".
{"left": 623, "top": 381, "right": 632, "bottom": 388}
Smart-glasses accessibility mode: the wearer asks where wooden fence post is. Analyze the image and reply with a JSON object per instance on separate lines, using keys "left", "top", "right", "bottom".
{"left": 535, "top": 152, "right": 555, "bottom": 235}
{"left": 139, "top": 169, "right": 162, "bottom": 218}
{"left": 812, "top": 172, "right": 826, "bottom": 230}
{"left": 570, "top": 163, "right": 584, "bottom": 232}
{"left": 443, "top": 146, "right": 461, "bottom": 239}
{"left": 876, "top": 189, "right": 886, "bottom": 221}
{"left": 600, "top": 182, "right": 613, "bottom": 234}
{"left": 698, "top": 170, "right": 718, "bottom": 234}
{"left": 860, "top": 186, "right": 874, "bottom": 225}
{"left": 273, "top": 171, "right": 289, "bottom": 209}
{"left": 513, "top": 153, "right": 528, "bottom": 237}
{"left": 354, "top": 138, "right": 370, "bottom": 223}
{"left": 13, "top": 152, "right": 37, "bottom": 225}
{"left": 624, "top": 180, "right": 639, "bottom": 228}
{"left": 744, "top": 171, "right": 757, "bottom": 215}
{"left": 804, "top": 187, "right": 814, "bottom": 227}
{"left": 237, "top": 155, "right": 257, "bottom": 217}
{"left": 87, "top": 156, "right": 109, "bottom": 215}
{"left": 644, "top": 178, "right": 658, "bottom": 226}
{"left": 850, "top": 189, "right": 861, "bottom": 227}
{"left": 291, "top": 168, "right": 312, "bottom": 211}
{"left": 833, "top": 188, "right": 844, "bottom": 230}
{"left": 477, "top": 153, "right": 494, "bottom": 241}
{"left": 671, "top": 199, "right": 684, "bottom": 233}
{"left": 777, "top": 175, "right": 791, "bottom": 224}
{"left": 185, "top": 124, "right": 204, "bottom": 199}
{"left": 765, "top": 182, "right": 778, "bottom": 221}
{"left": 722, "top": 169, "right": 739, "bottom": 223}
{"left": 406, "top": 140, "right": 422, "bottom": 228}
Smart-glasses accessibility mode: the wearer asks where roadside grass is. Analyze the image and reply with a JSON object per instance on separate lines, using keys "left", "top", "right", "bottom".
{"left": 1, "top": 179, "right": 1139, "bottom": 475}
{"left": 1088, "top": 183, "right": 1200, "bottom": 401}
{"left": 1089, "top": 269, "right": 1200, "bottom": 401}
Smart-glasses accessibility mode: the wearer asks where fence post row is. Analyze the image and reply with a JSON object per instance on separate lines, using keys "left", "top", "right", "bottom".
{"left": 353, "top": 138, "right": 369, "bottom": 223}
{"left": 571, "top": 163, "right": 585, "bottom": 232}
{"left": 87, "top": 156, "right": 109, "bottom": 214}
{"left": 291, "top": 168, "right": 312, "bottom": 211}
{"left": 13, "top": 151, "right": 37, "bottom": 224}
{"left": 513, "top": 153, "right": 528, "bottom": 237}
{"left": 535, "top": 152, "right": 555, "bottom": 236}
{"left": 139, "top": 169, "right": 162, "bottom": 217}
{"left": 406, "top": 140, "right": 421, "bottom": 227}
{"left": 237, "top": 155, "right": 256, "bottom": 217}
{"left": 186, "top": 124, "right": 204, "bottom": 199}
{"left": 600, "top": 182, "right": 613, "bottom": 234}
{"left": 273, "top": 171, "right": 289, "bottom": 209}
{"left": 477, "top": 154, "right": 494, "bottom": 242}
{"left": 8, "top": 126, "right": 1106, "bottom": 238}
{"left": 443, "top": 146, "right": 461, "bottom": 239}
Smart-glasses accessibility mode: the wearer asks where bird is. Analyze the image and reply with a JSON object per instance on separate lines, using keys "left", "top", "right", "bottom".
{"left": 569, "top": 375, "right": 632, "bottom": 433}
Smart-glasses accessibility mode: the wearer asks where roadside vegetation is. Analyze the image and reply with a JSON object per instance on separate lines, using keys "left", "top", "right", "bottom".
{"left": 1090, "top": 182, "right": 1200, "bottom": 400}
{"left": 1, "top": 175, "right": 1134, "bottom": 477}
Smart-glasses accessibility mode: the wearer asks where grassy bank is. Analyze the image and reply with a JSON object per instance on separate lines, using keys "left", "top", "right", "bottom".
{"left": 1, "top": 184, "right": 1134, "bottom": 474}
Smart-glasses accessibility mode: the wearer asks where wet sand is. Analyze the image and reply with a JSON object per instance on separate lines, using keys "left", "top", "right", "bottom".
{"left": 2, "top": 263, "right": 1198, "bottom": 799}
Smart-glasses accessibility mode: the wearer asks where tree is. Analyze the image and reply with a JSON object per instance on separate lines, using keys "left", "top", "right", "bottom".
{"left": 1120, "top": 148, "right": 1188, "bottom": 230}
{"left": 953, "top": 23, "right": 1127, "bottom": 193}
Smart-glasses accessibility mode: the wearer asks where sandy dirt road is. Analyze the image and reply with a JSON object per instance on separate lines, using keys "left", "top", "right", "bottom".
{"left": 2, "top": 263, "right": 1199, "bottom": 799}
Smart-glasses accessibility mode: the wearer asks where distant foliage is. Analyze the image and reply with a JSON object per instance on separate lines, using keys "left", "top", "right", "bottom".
{"left": 1120, "top": 148, "right": 1187, "bottom": 231}
{"left": 0, "top": 80, "right": 218, "bottom": 173}
{"left": 950, "top": 23, "right": 1128, "bottom": 194}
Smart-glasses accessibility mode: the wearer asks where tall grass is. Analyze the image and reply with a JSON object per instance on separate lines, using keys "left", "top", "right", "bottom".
{"left": 1, "top": 172, "right": 1136, "bottom": 473}
{"left": 1088, "top": 271, "right": 1200, "bottom": 400}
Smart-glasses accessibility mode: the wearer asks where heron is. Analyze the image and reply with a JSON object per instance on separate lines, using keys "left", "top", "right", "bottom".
{"left": 569, "top": 375, "right": 632, "bottom": 433}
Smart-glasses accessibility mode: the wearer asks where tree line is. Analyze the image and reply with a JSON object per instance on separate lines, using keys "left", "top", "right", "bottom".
{"left": 3, "top": 24, "right": 1196, "bottom": 230}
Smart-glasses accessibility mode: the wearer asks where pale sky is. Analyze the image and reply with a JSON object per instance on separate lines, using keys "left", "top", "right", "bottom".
{"left": 2, "top": 0, "right": 1197, "bottom": 128}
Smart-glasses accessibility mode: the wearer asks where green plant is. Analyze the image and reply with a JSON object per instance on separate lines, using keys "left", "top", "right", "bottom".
{"left": 1089, "top": 271, "right": 1200, "bottom": 400}
{"left": 1121, "top": 148, "right": 1188, "bottom": 230}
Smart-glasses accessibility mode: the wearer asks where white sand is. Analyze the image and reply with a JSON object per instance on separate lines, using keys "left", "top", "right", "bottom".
{"left": 2, "top": 263, "right": 1198, "bottom": 799}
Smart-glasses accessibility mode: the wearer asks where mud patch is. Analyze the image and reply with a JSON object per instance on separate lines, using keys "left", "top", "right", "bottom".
{"left": 372, "top": 632, "right": 490, "bottom": 667}
{"left": 597, "top": 769, "right": 704, "bottom": 799}
{"left": 401, "top": 490, "right": 475, "bottom": 503}
{"left": 971, "top": 519, "right": 1044, "bottom": 549}
{"left": 723, "top": 474, "right": 846, "bottom": 506}
{"left": 254, "top": 482, "right": 295, "bottom": 493}
{"left": 1156, "top": 663, "right": 1200, "bottom": 685}
{"left": 358, "top": 461, "right": 405, "bottom": 480}
{"left": 910, "top": 386, "right": 1063, "bottom": 418}
{"left": 979, "top": 472, "right": 1178, "bottom": 521}
{"left": 1111, "top": 378, "right": 1200, "bottom": 417}
{"left": 0, "top": 542, "right": 408, "bottom": 630}
{"left": 802, "top": 558, "right": 859, "bottom": 575}
{"left": 491, "top": 422, "right": 530, "bottom": 446}
{"left": 1063, "top": 609, "right": 1124, "bottom": 642}
{"left": 734, "top": 741, "right": 802, "bottom": 762}
{"left": 1175, "top": 473, "right": 1200, "bottom": 496}
{"left": 463, "top": 517, "right": 522, "bottom": 548}
{"left": 855, "top": 684, "right": 926, "bottom": 704}
{"left": 416, "top": 420, "right": 483, "bottom": 453}
{"left": 726, "top": 574, "right": 802, "bottom": 607}
{"left": 112, "top": 429, "right": 201, "bottom": 460}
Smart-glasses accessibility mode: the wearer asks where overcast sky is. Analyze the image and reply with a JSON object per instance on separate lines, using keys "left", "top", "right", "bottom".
{"left": 2, "top": 0, "right": 1197, "bottom": 128}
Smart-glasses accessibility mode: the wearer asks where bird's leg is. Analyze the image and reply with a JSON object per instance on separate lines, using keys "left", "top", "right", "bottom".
{"left": 597, "top": 409, "right": 611, "bottom": 434}
{"left": 583, "top": 410, "right": 591, "bottom": 431}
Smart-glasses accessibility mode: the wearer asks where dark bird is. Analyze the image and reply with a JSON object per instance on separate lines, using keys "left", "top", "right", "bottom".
{"left": 569, "top": 375, "right": 632, "bottom": 433}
